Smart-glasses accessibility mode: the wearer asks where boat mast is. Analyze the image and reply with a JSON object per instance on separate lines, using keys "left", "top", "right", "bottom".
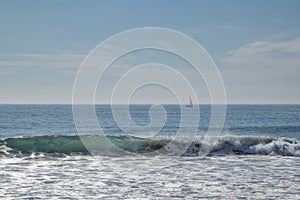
{"left": 189, "top": 95, "right": 193, "bottom": 106}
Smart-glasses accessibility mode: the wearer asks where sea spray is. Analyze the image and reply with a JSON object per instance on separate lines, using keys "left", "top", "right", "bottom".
{"left": 1, "top": 135, "right": 299, "bottom": 157}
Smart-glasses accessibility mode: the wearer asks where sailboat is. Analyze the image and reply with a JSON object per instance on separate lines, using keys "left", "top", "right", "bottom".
{"left": 186, "top": 95, "right": 193, "bottom": 107}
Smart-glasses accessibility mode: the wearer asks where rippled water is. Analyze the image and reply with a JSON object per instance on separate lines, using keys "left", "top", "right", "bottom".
{"left": 1, "top": 105, "right": 300, "bottom": 139}
{"left": 1, "top": 155, "right": 299, "bottom": 199}
{"left": 1, "top": 105, "right": 300, "bottom": 199}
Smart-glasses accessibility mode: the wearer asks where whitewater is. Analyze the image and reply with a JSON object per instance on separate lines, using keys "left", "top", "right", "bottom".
{"left": 1, "top": 104, "right": 300, "bottom": 199}
{"left": 1, "top": 152, "right": 299, "bottom": 199}
{"left": 1, "top": 135, "right": 300, "bottom": 157}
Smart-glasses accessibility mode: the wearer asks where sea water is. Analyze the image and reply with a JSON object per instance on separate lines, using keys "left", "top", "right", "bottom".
{"left": 0, "top": 105, "right": 300, "bottom": 199}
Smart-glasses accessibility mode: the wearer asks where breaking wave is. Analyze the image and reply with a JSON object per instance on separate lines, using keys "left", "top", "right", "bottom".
{"left": 0, "top": 135, "right": 299, "bottom": 157}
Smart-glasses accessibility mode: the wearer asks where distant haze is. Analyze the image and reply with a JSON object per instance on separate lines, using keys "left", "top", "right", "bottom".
{"left": 0, "top": 1, "right": 299, "bottom": 104}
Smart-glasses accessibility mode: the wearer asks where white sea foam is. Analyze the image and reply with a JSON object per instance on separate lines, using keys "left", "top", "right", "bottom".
{"left": 1, "top": 135, "right": 299, "bottom": 157}
{"left": 0, "top": 155, "right": 299, "bottom": 199}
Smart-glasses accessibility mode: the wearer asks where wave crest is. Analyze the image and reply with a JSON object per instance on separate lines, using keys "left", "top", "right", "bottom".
{"left": 0, "top": 135, "right": 299, "bottom": 157}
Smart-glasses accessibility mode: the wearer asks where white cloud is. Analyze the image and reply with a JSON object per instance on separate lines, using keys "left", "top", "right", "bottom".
{"left": 222, "top": 37, "right": 300, "bottom": 65}
{"left": 218, "top": 36, "right": 300, "bottom": 103}
{"left": 0, "top": 53, "right": 85, "bottom": 74}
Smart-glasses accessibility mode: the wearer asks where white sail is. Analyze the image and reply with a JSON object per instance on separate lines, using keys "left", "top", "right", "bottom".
{"left": 186, "top": 95, "right": 193, "bottom": 107}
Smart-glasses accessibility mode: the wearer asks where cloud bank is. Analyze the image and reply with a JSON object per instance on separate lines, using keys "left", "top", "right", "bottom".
{"left": 219, "top": 36, "right": 300, "bottom": 103}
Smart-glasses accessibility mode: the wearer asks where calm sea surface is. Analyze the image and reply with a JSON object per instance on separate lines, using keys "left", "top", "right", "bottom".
{"left": 0, "top": 104, "right": 299, "bottom": 139}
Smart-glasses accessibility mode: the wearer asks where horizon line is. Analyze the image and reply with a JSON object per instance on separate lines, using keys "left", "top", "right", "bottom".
{"left": 0, "top": 103, "right": 299, "bottom": 105}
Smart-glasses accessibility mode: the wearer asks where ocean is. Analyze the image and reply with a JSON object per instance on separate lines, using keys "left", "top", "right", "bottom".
{"left": 1, "top": 104, "right": 300, "bottom": 199}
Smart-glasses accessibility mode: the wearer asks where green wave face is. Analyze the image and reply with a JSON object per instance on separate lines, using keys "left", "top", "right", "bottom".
{"left": 3, "top": 135, "right": 89, "bottom": 154}
{"left": 0, "top": 135, "right": 299, "bottom": 157}
{"left": 0, "top": 135, "right": 169, "bottom": 155}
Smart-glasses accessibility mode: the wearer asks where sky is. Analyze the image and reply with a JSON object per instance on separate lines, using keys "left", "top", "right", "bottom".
{"left": 0, "top": 0, "right": 300, "bottom": 104}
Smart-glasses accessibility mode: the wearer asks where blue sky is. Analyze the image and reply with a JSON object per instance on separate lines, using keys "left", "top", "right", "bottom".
{"left": 0, "top": 0, "right": 300, "bottom": 104}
